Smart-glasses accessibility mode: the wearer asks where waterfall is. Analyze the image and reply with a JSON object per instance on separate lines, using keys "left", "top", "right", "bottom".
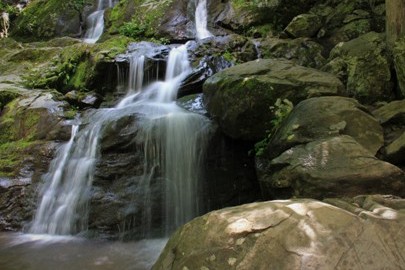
{"left": 83, "top": 0, "right": 116, "bottom": 44}
{"left": 195, "top": 0, "right": 213, "bottom": 39}
{"left": 30, "top": 44, "right": 210, "bottom": 237}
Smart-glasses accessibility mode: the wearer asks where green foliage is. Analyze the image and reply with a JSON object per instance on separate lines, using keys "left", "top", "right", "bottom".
{"left": 119, "top": 19, "right": 148, "bottom": 39}
{"left": 254, "top": 98, "right": 294, "bottom": 156}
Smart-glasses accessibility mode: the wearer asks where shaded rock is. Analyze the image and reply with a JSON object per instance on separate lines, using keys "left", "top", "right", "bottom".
{"left": 203, "top": 59, "right": 344, "bottom": 141}
{"left": 373, "top": 100, "right": 405, "bottom": 165}
{"left": 394, "top": 38, "right": 405, "bottom": 97}
{"left": 284, "top": 13, "right": 322, "bottom": 38}
{"left": 322, "top": 32, "right": 392, "bottom": 103}
{"left": 385, "top": 133, "right": 405, "bottom": 164}
{"left": 257, "top": 136, "right": 404, "bottom": 199}
{"left": 259, "top": 37, "right": 326, "bottom": 68}
{"left": 217, "top": 0, "right": 318, "bottom": 33}
{"left": 267, "top": 96, "right": 384, "bottom": 160}
{"left": 154, "top": 195, "right": 405, "bottom": 270}
{"left": 65, "top": 90, "right": 103, "bottom": 108}
{"left": 373, "top": 99, "right": 405, "bottom": 125}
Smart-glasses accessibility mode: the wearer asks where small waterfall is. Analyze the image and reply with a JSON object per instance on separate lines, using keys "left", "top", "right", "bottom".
{"left": 31, "top": 44, "right": 210, "bottom": 237}
{"left": 83, "top": 0, "right": 116, "bottom": 44}
{"left": 30, "top": 124, "right": 101, "bottom": 234}
{"left": 195, "top": 0, "right": 213, "bottom": 39}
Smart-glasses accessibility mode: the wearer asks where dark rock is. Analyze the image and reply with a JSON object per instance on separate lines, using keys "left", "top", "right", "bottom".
{"left": 284, "top": 14, "right": 322, "bottom": 38}
{"left": 203, "top": 59, "right": 344, "bottom": 141}
{"left": 322, "top": 32, "right": 392, "bottom": 103}
{"left": 154, "top": 195, "right": 405, "bottom": 270}
{"left": 394, "top": 38, "right": 405, "bottom": 98}
{"left": 259, "top": 37, "right": 326, "bottom": 68}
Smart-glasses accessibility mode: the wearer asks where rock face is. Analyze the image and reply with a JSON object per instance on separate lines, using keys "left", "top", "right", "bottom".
{"left": 0, "top": 86, "right": 70, "bottom": 231}
{"left": 322, "top": 32, "right": 392, "bottom": 103}
{"left": 153, "top": 195, "right": 405, "bottom": 270}
{"left": 257, "top": 136, "right": 404, "bottom": 199}
{"left": 203, "top": 59, "right": 344, "bottom": 141}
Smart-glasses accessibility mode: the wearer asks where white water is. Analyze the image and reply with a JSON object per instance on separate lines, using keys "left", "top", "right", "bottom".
{"left": 31, "top": 44, "right": 210, "bottom": 237}
{"left": 195, "top": 0, "right": 213, "bottom": 39}
{"left": 83, "top": 0, "right": 115, "bottom": 44}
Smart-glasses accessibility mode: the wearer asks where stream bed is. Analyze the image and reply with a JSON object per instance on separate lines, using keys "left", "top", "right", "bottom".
{"left": 0, "top": 233, "right": 166, "bottom": 270}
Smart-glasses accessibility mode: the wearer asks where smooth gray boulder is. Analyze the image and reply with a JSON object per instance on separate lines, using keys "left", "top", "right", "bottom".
{"left": 154, "top": 195, "right": 405, "bottom": 270}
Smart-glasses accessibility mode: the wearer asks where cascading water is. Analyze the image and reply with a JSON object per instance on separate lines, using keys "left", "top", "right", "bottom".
{"left": 30, "top": 43, "right": 210, "bottom": 238}
{"left": 195, "top": 0, "right": 213, "bottom": 39}
{"left": 83, "top": 0, "right": 116, "bottom": 44}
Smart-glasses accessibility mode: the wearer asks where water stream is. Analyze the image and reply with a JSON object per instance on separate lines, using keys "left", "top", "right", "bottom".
{"left": 83, "top": 0, "right": 116, "bottom": 43}
{"left": 195, "top": 0, "right": 213, "bottom": 39}
{"left": 30, "top": 43, "right": 210, "bottom": 238}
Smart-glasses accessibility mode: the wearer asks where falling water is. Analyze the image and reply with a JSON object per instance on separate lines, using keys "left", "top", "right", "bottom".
{"left": 83, "top": 0, "right": 115, "bottom": 44}
{"left": 195, "top": 0, "right": 213, "bottom": 39}
{"left": 30, "top": 44, "right": 210, "bottom": 237}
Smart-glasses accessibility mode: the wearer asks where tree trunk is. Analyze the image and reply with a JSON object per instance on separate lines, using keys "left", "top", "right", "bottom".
{"left": 386, "top": 0, "right": 405, "bottom": 46}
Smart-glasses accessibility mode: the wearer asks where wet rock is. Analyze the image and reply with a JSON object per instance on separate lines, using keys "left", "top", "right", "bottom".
{"left": 65, "top": 90, "right": 103, "bottom": 108}
{"left": 322, "top": 32, "right": 392, "bottom": 103}
{"left": 266, "top": 96, "right": 384, "bottom": 160}
{"left": 154, "top": 195, "right": 405, "bottom": 270}
{"left": 203, "top": 59, "right": 344, "bottom": 141}
{"left": 257, "top": 136, "right": 404, "bottom": 199}
{"left": 284, "top": 14, "right": 322, "bottom": 38}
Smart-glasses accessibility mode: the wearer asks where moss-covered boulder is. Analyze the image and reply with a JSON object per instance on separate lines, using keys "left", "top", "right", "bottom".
{"left": 217, "top": 0, "right": 317, "bottom": 34}
{"left": 203, "top": 59, "right": 344, "bottom": 141}
{"left": 394, "top": 38, "right": 405, "bottom": 98}
{"left": 265, "top": 96, "right": 384, "bottom": 160}
{"left": 258, "top": 37, "right": 326, "bottom": 69}
{"left": 284, "top": 13, "right": 322, "bottom": 38}
{"left": 11, "top": 0, "right": 84, "bottom": 40}
{"left": 154, "top": 196, "right": 405, "bottom": 270}
{"left": 322, "top": 32, "right": 392, "bottom": 103}
{"left": 257, "top": 135, "right": 404, "bottom": 199}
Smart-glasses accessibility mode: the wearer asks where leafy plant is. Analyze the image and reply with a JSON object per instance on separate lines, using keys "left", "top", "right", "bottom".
{"left": 253, "top": 98, "right": 294, "bottom": 156}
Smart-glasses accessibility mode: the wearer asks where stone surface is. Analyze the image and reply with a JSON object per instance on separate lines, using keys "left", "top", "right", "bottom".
{"left": 373, "top": 100, "right": 405, "bottom": 125}
{"left": 259, "top": 37, "right": 326, "bottom": 68}
{"left": 322, "top": 32, "right": 392, "bottom": 103}
{"left": 267, "top": 96, "right": 384, "bottom": 160}
{"left": 257, "top": 136, "right": 404, "bottom": 199}
{"left": 203, "top": 59, "right": 344, "bottom": 141}
{"left": 385, "top": 132, "right": 405, "bottom": 164}
{"left": 284, "top": 13, "right": 322, "bottom": 38}
{"left": 153, "top": 195, "right": 405, "bottom": 270}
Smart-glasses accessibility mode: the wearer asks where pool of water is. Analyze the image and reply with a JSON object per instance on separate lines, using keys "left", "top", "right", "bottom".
{"left": 0, "top": 233, "right": 167, "bottom": 270}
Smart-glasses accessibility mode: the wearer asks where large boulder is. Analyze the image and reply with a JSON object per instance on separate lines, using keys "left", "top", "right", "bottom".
{"left": 153, "top": 195, "right": 405, "bottom": 270}
{"left": 266, "top": 96, "right": 384, "bottom": 160}
{"left": 322, "top": 32, "right": 392, "bottom": 103}
{"left": 257, "top": 136, "right": 404, "bottom": 199}
{"left": 203, "top": 59, "right": 344, "bottom": 141}
{"left": 284, "top": 13, "right": 323, "bottom": 38}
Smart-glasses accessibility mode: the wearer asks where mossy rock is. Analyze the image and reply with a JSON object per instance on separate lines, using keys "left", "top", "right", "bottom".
{"left": 11, "top": 0, "right": 82, "bottom": 41}
{"left": 394, "top": 38, "right": 405, "bottom": 98}
{"left": 203, "top": 59, "right": 344, "bottom": 141}
{"left": 322, "top": 32, "right": 393, "bottom": 104}
{"left": 0, "top": 89, "right": 20, "bottom": 111}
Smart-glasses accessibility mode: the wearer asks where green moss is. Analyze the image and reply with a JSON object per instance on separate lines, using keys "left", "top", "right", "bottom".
{"left": 12, "top": 0, "right": 78, "bottom": 40}
{"left": 0, "top": 90, "right": 20, "bottom": 111}
{"left": 0, "top": 140, "right": 36, "bottom": 177}
{"left": 106, "top": 0, "right": 173, "bottom": 40}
